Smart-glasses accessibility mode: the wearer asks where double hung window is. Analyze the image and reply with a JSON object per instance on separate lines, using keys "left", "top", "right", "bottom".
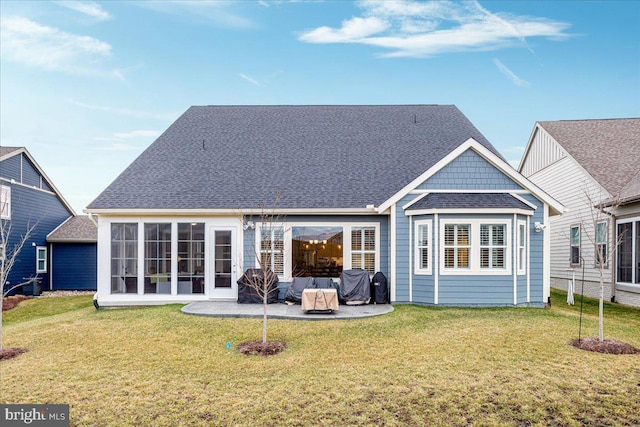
{"left": 415, "top": 220, "right": 432, "bottom": 274}
{"left": 444, "top": 224, "right": 470, "bottom": 269}
{"left": 351, "top": 227, "right": 376, "bottom": 275}
{"left": 595, "top": 221, "right": 608, "bottom": 267}
{"left": 260, "top": 225, "right": 284, "bottom": 276}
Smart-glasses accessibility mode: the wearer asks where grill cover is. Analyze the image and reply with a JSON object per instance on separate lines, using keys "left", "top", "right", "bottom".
{"left": 338, "top": 269, "right": 371, "bottom": 305}
{"left": 237, "top": 269, "right": 279, "bottom": 304}
{"left": 284, "top": 277, "right": 315, "bottom": 304}
{"left": 371, "top": 271, "right": 389, "bottom": 304}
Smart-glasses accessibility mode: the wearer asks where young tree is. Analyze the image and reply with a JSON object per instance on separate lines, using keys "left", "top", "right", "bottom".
{"left": 239, "top": 193, "right": 285, "bottom": 344}
{"left": 1, "top": 215, "right": 39, "bottom": 354}
{"left": 579, "top": 190, "right": 623, "bottom": 342}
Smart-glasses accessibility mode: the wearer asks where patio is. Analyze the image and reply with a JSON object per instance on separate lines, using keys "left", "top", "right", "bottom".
{"left": 181, "top": 301, "right": 393, "bottom": 320}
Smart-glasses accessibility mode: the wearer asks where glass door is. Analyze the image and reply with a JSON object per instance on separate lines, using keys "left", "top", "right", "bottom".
{"left": 209, "top": 227, "right": 237, "bottom": 299}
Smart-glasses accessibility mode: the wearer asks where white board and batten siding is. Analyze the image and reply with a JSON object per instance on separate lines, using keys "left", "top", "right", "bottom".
{"left": 521, "top": 126, "right": 614, "bottom": 298}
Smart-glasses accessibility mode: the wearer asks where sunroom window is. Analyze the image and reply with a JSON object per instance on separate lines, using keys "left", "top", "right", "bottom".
{"left": 111, "top": 223, "right": 138, "bottom": 294}
{"left": 178, "top": 223, "right": 205, "bottom": 294}
{"left": 144, "top": 223, "right": 171, "bottom": 294}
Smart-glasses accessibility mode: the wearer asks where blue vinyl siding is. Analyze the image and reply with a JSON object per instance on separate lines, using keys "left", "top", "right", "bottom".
{"left": 0, "top": 155, "right": 22, "bottom": 181}
{"left": 521, "top": 194, "right": 545, "bottom": 303}
{"left": 51, "top": 243, "right": 97, "bottom": 290}
{"left": 435, "top": 213, "right": 516, "bottom": 305}
{"left": 410, "top": 215, "right": 435, "bottom": 304}
{"left": 395, "top": 148, "right": 548, "bottom": 306}
{"left": 2, "top": 183, "right": 72, "bottom": 293}
{"left": 22, "top": 156, "right": 42, "bottom": 188}
{"left": 418, "top": 150, "right": 522, "bottom": 191}
{"left": 394, "top": 200, "right": 411, "bottom": 302}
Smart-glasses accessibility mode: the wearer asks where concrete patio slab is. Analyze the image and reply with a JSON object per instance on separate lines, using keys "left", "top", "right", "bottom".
{"left": 181, "top": 301, "right": 393, "bottom": 320}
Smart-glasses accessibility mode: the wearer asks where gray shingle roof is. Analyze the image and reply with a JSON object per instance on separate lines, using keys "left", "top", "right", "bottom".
{"left": 0, "top": 146, "right": 23, "bottom": 158}
{"left": 47, "top": 215, "right": 97, "bottom": 242}
{"left": 88, "top": 105, "right": 499, "bottom": 210}
{"left": 538, "top": 118, "right": 640, "bottom": 196}
{"left": 407, "top": 193, "right": 533, "bottom": 211}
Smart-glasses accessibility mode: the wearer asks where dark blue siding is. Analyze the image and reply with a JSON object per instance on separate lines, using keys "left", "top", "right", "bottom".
{"left": 22, "top": 156, "right": 41, "bottom": 188}
{"left": 0, "top": 155, "right": 22, "bottom": 181}
{"left": 51, "top": 243, "right": 97, "bottom": 290}
{"left": 2, "top": 183, "right": 72, "bottom": 294}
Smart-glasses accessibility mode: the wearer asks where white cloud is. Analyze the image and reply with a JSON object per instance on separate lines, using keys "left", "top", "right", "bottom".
{"left": 492, "top": 58, "right": 530, "bottom": 87}
{"left": 69, "top": 99, "right": 177, "bottom": 121}
{"left": 239, "top": 73, "right": 264, "bottom": 87}
{"left": 136, "top": 1, "right": 256, "bottom": 29}
{"left": 298, "top": 0, "right": 571, "bottom": 58}
{"left": 300, "top": 17, "right": 389, "bottom": 43}
{"left": 54, "top": 1, "right": 112, "bottom": 21}
{"left": 0, "top": 16, "right": 117, "bottom": 76}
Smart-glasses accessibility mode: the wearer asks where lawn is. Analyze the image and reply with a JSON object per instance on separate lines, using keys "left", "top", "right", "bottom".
{"left": 2, "top": 291, "right": 639, "bottom": 427}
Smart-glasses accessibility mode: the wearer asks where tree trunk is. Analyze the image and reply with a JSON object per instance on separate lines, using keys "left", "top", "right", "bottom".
{"left": 262, "top": 284, "right": 268, "bottom": 343}
{"left": 599, "top": 270, "right": 604, "bottom": 341}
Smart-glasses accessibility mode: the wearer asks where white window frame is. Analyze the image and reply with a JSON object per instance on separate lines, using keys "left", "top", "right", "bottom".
{"left": 595, "top": 220, "right": 608, "bottom": 268}
{"left": 351, "top": 226, "right": 377, "bottom": 275}
{"left": 258, "top": 222, "right": 380, "bottom": 281}
{"left": 517, "top": 220, "right": 527, "bottom": 275}
{"left": 440, "top": 219, "right": 511, "bottom": 275}
{"left": 414, "top": 219, "right": 432, "bottom": 275}
{"left": 480, "top": 224, "right": 507, "bottom": 270}
{"left": 570, "top": 224, "right": 581, "bottom": 266}
{"left": 442, "top": 223, "right": 471, "bottom": 271}
{"left": 256, "top": 223, "right": 285, "bottom": 277}
{"left": 36, "top": 246, "right": 47, "bottom": 273}
{"left": 0, "top": 185, "right": 10, "bottom": 220}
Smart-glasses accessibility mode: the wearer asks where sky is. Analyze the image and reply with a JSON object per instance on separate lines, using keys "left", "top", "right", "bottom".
{"left": 1, "top": 0, "right": 639, "bottom": 214}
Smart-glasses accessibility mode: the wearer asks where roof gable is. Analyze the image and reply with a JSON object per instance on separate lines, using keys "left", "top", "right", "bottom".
{"left": 87, "top": 105, "right": 500, "bottom": 211}
{"left": 0, "top": 146, "right": 75, "bottom": 215}
{"left": 47, "top": 215, "right": 97, "bottom": 242}
{"left": 378, "top": 138, "right": 564, "bottom": 215}
{"left": 530, "top": 119, "right": 640, "bottom": 196}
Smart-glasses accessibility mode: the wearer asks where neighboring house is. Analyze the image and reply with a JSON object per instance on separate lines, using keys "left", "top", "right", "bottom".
{"left": 47, "top": 215, "right": 98, "bottom": 291}
{"left": 0, "top": 146, "right": 75, "bottom": 294}
{"left": 519, "top": 118, "right": 640, "bottom": 307}
{"left": 85, "top": 105, "right": 563, "bottom": 307}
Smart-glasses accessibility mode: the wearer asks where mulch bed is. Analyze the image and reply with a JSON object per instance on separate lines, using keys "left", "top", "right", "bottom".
{"left": 2, "top": 295, "right": 33, "bottom": 311}
{"left": 570, "top": 338, "right": 640, "bottom": 355}
{"left": 237, "top": 340, "right": 286, "bottom": 356}
{"left": 0, "top": 348, "right": 29, "bottom": 361}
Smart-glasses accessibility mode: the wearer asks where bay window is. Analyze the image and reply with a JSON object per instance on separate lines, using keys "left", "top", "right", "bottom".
{"left": 440, "top": 219, "right": 511, "bottom": 275}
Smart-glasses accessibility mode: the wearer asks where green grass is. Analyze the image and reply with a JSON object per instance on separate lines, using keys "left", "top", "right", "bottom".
{"left": 2, "top": 292, "right": 639, "bottom": 427}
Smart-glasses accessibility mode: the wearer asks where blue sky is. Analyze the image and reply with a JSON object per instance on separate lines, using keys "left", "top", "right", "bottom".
{"left": 1, "top": 0, "right": 639, "bottom": 213}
